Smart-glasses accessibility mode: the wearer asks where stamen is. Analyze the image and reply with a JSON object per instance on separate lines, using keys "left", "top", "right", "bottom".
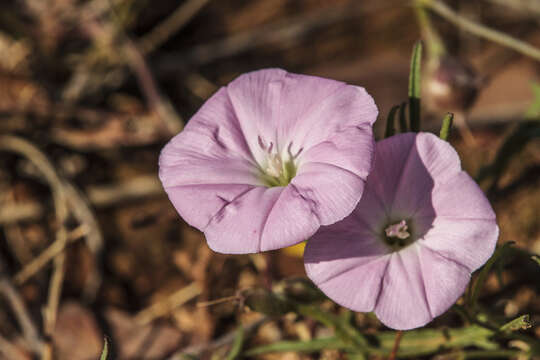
{"left": 258, "top": 136, "right": 266, "bottom": 150}
{"left": 258, "top": 137, "right": 298, "bottom": 187}
{"left": 385, "top": 220, "right": 410, "bottom": 240}
{"left": 287, "top": 142, "right": 304, "bottom": 159}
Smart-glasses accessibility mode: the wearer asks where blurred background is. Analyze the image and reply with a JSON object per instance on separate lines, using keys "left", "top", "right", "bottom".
{"left": 0, "top": 0, "right": 539, "bottom": 359}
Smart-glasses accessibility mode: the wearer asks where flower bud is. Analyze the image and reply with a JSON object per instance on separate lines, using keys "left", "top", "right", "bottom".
{"left": 243, "top": 288, "right": 294, "bottom": 317}
{"left": 424, "top": 56, "right": 482, "bottom": 113}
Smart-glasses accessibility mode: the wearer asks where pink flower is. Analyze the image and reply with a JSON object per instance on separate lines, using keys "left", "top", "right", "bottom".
{"left": 159, "top": 69, "right": 378, "bottom": 254}
{"left": 304, "top": 133, "right": 499, "bottom": 330}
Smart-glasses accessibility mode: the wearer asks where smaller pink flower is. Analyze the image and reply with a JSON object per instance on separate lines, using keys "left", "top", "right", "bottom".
{"left": 304, "top": 133, "right": 499, "bottom": 330}
{"left": 159, "top": 69, "right": 378, "bottom": 254}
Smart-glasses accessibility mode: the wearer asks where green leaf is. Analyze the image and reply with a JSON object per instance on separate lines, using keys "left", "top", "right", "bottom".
{"left": 100, "top": 337, "right": 109, "bottom": 360}
{"left": 476, "top": 122, "right": 540, "bottom": 187}
{"left": 385, "top": 105, "right": 400, "bottom": 138}
{"left": 525, "top": 82, "right": 540, "bottom": 119}
{"left": 469, "top": 242, "right": 514, "bottom": 312}
{"left": 408, "top": 40, "right": 423, "bottom": 132}
{"left": 440, "top": 113, "right": 454, "bottom": 141}
{"left": 499, "top": 314, "right": 532, "bottom": 333}
{"left": 297, "top": 304, "right": 369, "bottom": 353}
{"left": 532, "top": 255, "right": 540, "bottom": 267}
{"left": 399, "top": 102, "right": 408, "bottom": 133}
{"left": 244, "top": 337, "right": 349, "bottom": 356}
{"left": 225, "top": 327, "right": 244, "bottom": 360}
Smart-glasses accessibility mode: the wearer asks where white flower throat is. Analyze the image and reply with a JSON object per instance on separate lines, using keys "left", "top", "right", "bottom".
{"left": 258, "top": 136, "right": 302, "bottom": 187}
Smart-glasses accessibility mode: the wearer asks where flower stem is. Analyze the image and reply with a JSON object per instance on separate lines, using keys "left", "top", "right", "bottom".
{"left": 420, "top": 0, "right": 540, "bottom": 62}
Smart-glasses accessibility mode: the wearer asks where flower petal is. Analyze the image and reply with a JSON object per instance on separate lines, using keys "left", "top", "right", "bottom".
{"left": 276, "top": 80, "right": 377, "bottom": 151}
{"left": 417, "top": 172, "right": 496, "bottom": 220}
{"left": 291, "top": 162, "right": 366, "bottom": 225}
{"left": 159, "top": 86, "right": 260, "bottom": 188}
{"left": 418, "top": 244, "right": 470, "bottom": 318}
{"left": 203, "top": 185, "right": 322, "bottom": 253}
{"left": 304, "top": 218, "right": 389, "bottom": 312}
{"left": 226, "top": 69, "right": 377, "bottom": 164}
{"left": 259, "top": 185, "right": 321, "bottom": 251}
{"left": 204, "top": 187, "right": 282, "bottom": 254}
{"left": 374, "top": 245, "right": 433, "bottom": 330}
{"left": 164, "top": 184, "right": 254, "bottom": 229}
{"left": 418, "top": 217, "right": 498, "bottom": 272}
{"left": 226, "top": 69, "right": 287, "bottom": 164}
{"left": 298, "top": 122, "right": 374, "bottom": 180}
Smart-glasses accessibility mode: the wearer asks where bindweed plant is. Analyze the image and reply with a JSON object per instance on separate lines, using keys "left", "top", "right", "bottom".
{"left": 152, "top": 42, "right": 540, "bottom": 359}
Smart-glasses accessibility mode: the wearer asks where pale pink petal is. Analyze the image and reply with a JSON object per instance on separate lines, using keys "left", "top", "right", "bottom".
{"left": 418, "top": 245, "right": 470, "bottom": 317}
{"left": 416, "top": 172, "right": 496, "bottom": 220}
{"left": 418, "top": 217, "right": 499, "bottom": 272}
{"left": 227, "top": 69, "right": 377, "bottom": 163}
{"left": 259, "top": 185, "right": 321, "bottom": 251}
{"left": 386, "top": 133, "right": 462, "bottom": 217}
{"left": 298, "top": 123, "right": 374, "bottom": 180}
{"left": 204, "top": 185, "right": 322, "bottom": 253}
{"left": 374, "top": 245, "right": 432, "bottom": 330}
{"left": 364, "top": 133, "right": 418, "bottom": 215}
{"left": 204, "top": 187, "right": 282, "bottom": 254}
{"left": 304, "top": 219, "right": 389, "bottom": 312}
{"left": 226, "top": 69, "right": 286, "bottom": 164}
{"left": 164, "top": 184, "right": 254, "bottom": 229}
{"left": 159, "top": 86, "right": 261, "bottom": 188}
{"left": 291, "top": 162, "right": 366, "bottom": 225}
{"left": 276, "top": 80, "right": 377, "bottom": 151}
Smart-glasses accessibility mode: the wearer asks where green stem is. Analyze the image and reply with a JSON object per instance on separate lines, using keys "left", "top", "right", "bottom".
{"left": 439, "top": 112, "right": 454, "bottom": 140}
{"left": 468, "top": 242, "right": 514, "bottom": 313}
{"left": 420, "top": 0, "right": 540, "bottom": 62}
{"left": 413, "top": 1, "right": 446, "bottom": 60}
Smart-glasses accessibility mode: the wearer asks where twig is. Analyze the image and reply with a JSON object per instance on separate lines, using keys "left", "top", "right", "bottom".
{"left": 157, "top": 1, "right": 395, "bottom": 69}
{"left": 81, "top": 15, "right": 183, "bottom": 135}
{"left": 138, "top": 0, "right": 212, "bottom": 54}
{"left": 14, "top": 225, "right": 89, "bottom": 285}
{"left": 134, "top": 282, "right": 202, "bottom": 325}
{"left": 167, "top": 317, "right": 268, "bottom": 360}
{"left": 0, "top": 334, "right": 25, "bottom": 360}
{"left": 420, "top": 0, "right": 540, "bottom": 62}
{"left": 0, "top": 174, "right": 164, "bottom": 225}
{"left": 41, "top": 244, "right": 67, "bottom": 360}
{"left": 0, "top": 135, "right": 68, "bottom": 221}
{"left": 0, "top": 277, "right": 43, "bottom": 353}
{"left": 484, "top": 0, "right": 540, "bottom": 17}
{"left": 388, "top": 330, "right": 403, "bottom": 360}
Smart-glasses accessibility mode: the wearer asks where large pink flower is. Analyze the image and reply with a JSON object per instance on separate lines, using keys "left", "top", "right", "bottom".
{"left": 159, "top": 69, "right": 378, "bottom": 254}
{"left": 304, "top": 133, "right": 499, "bottom": 330}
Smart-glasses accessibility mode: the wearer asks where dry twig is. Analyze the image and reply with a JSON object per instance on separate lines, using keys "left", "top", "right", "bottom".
{"left": 134, "top": 282, "right": 202, "bottom": 325}
{"left": 0, "top": 276, "right": 43, "bottom": 353}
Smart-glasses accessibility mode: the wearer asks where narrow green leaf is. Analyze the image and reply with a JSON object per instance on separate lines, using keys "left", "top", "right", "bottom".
{"left": 525, "top": 83, "right": 540, "bottom": 119}
{"left": 531, "top": 255, "right": 540, "bottom": 267}
{"left": 439, "top": 113, "right": 454, "bottom": 140}
{"left": 100, "top": 337, "right": 109, "bottom": 360}
{"left": 408, "top": 41, "right": 423, "bottom": 132}
{"left": 469, "top": 242, "right": 514, "bottom": 312}
{"left": 477, "top": 122, "right": 540, "bottom": 185}
{"left": 385, "top": 105, "right": 400, "bottom": 138}
{"left": 297, "top": 304, "right": 369, "bottom": 352}
{"left": 399, "top": 102, "right": 408, "bottom": 133}
{"left": 500, "top": 314, "right": 532, "bottom": 333}
{"left": 225, "top": 327, "right": 244, "bottom": 360}
{"left": 244, "top": 337, "right": 349, "bottom": 356}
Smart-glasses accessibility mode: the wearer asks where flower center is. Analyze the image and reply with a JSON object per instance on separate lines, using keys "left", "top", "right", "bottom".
{"left": 258, "top": 137, "right": 301, "bottom": 187}
{"left": 383, "top": 219, "right": 414, "bottom": 250}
